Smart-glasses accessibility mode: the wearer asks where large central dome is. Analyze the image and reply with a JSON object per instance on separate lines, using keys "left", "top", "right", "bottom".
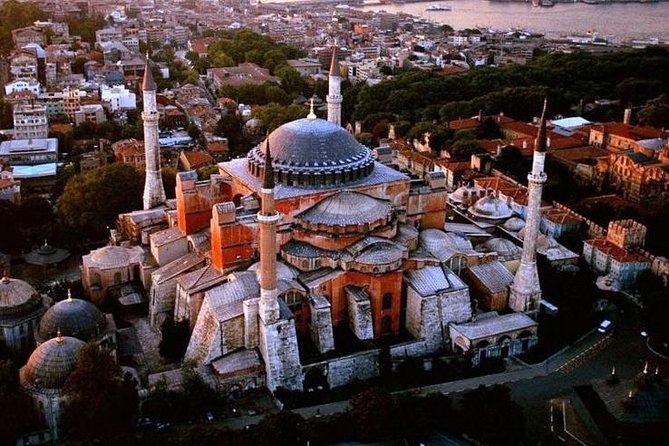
{"left": 247, "top": 118, "right": 375, "bottom": 188}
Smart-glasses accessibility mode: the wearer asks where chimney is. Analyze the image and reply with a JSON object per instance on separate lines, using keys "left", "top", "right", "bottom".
{"left": 623, "top": 108, "right": 632, "bottom": 125}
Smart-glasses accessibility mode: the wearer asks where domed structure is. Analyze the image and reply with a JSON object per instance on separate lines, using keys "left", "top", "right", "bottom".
{"left": 246, "top": 118, "right": 375, "bottom": 187}
{"left": 449, "top": 185, "right": 484, "bottom": 205}
{"left": 0, "top": 276, "right": 46, "bottom": 356}
{"left": 468, "top": 194, "right": 514, "bottom": 220}
{"left": 89, "top": 246, "right": 134, "bottom": 269}
{"left": 0, "top": 276, "right": 42, "bottom": 318}
{"left": 476, "top": 238, "right": 522, "bottom": 262}
{"left": 37, "top": 297, "right": 107, "bottom": 343}
{"left": 23, "top": 336, "right": 85, "bottom": 389}
{"left": 503, "top": 217, "right": 526, "bottom": 233}
{"left": 295, "top": 191, "right": 393, "bottom": 233}
{"left": 419, "top": 229, "right": 473, "bottom": 253}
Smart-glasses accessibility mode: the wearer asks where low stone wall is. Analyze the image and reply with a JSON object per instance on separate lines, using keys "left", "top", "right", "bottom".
{"left": 303, "top": 349, "right": 380, "bottom": 389}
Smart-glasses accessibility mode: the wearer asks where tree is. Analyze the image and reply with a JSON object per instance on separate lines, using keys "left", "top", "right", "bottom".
{"left": 450, "top": 139, "right": 485, "bottom": 160}
{"left": 0, "top": 360, "right": 41, "bottom": 445}
{"left": 349, "top": 387, "right": 394, "bottom": 442}
{"left": 460, "top": 385, "right": 525, "bottom": 445}
{"left": 495, "top": 146, "right": 530, "bottom": 182}
{"left": 275, "top": 65, "right": 305, "bottom": 96}
{"left": 62, "top": 344, "right": 138, "bottom": 439}
{"left": 253, "top": 411, "right": 304, "bottom": 446}
{"left": 638, "top": 95, "right": 669, "bottom": 128}
{"left": 57, "top": 163, "right": 143, "bottom": 241}
{"left": 158, "top": 318, "right": 190, "bottom": 362}
{"left": 253, "top": 103, "right": 307, "bottom": 131}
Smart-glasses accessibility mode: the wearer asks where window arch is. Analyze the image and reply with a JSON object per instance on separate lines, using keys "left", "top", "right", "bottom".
{"left": 382, "top": 293, "right": 392, "bottom": 310}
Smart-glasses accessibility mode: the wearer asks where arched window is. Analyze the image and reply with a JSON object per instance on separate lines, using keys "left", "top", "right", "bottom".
{"left": 113, "top": 272, "right": 122, "bottom": 284}
{"left": 382, "top": 293, "right": 392, "bottom": 310}
{"left": 381, "top": 316, "right": 392, "bottom": 334}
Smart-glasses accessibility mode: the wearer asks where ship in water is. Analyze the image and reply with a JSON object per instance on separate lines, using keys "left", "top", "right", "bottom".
{"left": 531, "top": 0, "right": 554, "bottom": 6}
{"left": 426, "top": 3, "right": 452, "bottom": 10}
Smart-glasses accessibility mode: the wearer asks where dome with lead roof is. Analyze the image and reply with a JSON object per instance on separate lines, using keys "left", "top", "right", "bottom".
{"left": 37, "top": 297, "right": 106, "bottom": 343}
{"left": 23, "top": 336, "right": 85, "bottom": 389}
{"left": 246, "top": 118, "right": 375, "bottom": 187}
{"left": 503, "top": 217, "right": 526, "bottom": 232}
{"left": 0, "top": 276, "right": 43, "bottom": 319}
{"left": 468, "top": 194, "right": 513, "bottom": 220}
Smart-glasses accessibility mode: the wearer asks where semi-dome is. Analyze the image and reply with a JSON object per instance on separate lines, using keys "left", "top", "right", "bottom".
{"left": 296, "top": 191, "right": 393, "bottom": 231}
{"left": 0, "top": 276, "right": 43, "bottom": 318}
{"left": 37, "top": 297, "right": 106, "bottom": 343}
{"left": 249, "top": 260, "right": 299, "bottom": 281}
{"left": 468, "top": 194, "right": 513, "bottom": 220}
{"left": 23, "top": 336, "right": 85, "bottom": 389}
{"left": 247, "top": 118, "right": 375, "bottom": 187}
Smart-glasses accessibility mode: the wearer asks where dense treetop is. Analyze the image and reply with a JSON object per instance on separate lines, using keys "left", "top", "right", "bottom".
{"left": 348, "top": 47, "right": 669, "bottom": 130}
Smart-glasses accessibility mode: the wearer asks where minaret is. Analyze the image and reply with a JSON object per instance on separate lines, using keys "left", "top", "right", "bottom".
{"left": 508, "top": 99, "right": 548, "bottom": 315}
{"left": 257, "top": 137, "right": 281, "bottom": 324}
{"left": 256, "top": 135, "right": 303, "bottom": 392}
{"left": 326, "top": 46, "right": 342, "bottom": 126}
{"left": 141, "top": 55, "right": 166, "bottom": 210}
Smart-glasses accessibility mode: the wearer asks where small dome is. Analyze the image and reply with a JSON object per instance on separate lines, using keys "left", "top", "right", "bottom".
{"left": 24, "top": 336, "right": 85, "bottom": 389}
{"left": 0, "top": 276, "right": 42, "bottom": 318}
{"left": 503, "top": 217, "right": 526, "bottom": 232}
{"left": 245, "top": 117, "right": 262, "bottom": 128}
{"left": 89, "top": 246, "right": 133, "bottom": 269}
{"left": 296, "top": 191, "right": 393, "bottom": 229}
{"left": 419, "top": 229, "right": 473, "bottom": 253}
{"left": 476, "top": 238, "right": 522, "bottom": 261}
{"left": 449, "top": 185, "right": 484, "bottom": 204}
{"left": 37, "top": 298, "right": 106, "bottom": 343}
{"left": 468, "top": 195, "right": 513, "bottom": 220}
{"left": 246, "top": 118, "right": 375, "bottom": 187}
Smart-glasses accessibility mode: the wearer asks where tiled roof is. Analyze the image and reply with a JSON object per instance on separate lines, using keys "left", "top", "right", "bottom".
{"left": 466, "top": 261, "right": 514, "bottom": 294}
{"left": 452, "top": 312, "right": 537, "bottom": 340}
{"left": 404, "top": 265, "right": 466, "bottom": 296}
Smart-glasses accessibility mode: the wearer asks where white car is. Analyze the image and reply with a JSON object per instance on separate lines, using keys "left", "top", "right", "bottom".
{"left": 598, "top": 319, "right": 613, "bottom": 334}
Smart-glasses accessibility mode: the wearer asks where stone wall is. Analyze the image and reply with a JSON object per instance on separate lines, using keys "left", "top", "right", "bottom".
{"left": 259, "top": 314, "right": 303, "bottom": 391}
{"left": 303, "top": 349, "right": 380, "bottom": 389}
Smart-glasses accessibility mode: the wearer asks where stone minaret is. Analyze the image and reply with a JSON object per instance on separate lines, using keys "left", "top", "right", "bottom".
{"left": 142, "top": 56, "right": 166, "bottom": 210}
{"left": 509, "top": 99, "right": 548, "bottom": 314}
{"left": 326, "top": 46, "right": 342, "bottom": 126}
{"left": 256, "top": 136, "right": 303, "bottom": 392}
{"left": 258, "top": 139, "right": 280, "bottom": 324}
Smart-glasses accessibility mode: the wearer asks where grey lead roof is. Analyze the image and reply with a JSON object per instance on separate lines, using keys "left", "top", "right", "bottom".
{"left": 297, "top": 191, "right": 392, "bottom": 227}
{"left": 405, "top": 265, "right": 466, "bottom": 296}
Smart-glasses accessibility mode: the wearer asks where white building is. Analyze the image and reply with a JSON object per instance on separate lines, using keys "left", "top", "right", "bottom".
{"left": 101, "top": 85, "right": 137, "bottom": 112}
{"left": 4, "top": 79, "right": 40, "bottom": 96}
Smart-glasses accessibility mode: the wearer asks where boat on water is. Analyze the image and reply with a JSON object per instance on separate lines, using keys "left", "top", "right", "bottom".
{"left": 425, "top": 4, "right": 452, "bottom": 11}
{"left": 532, "top": 0, "right": 554, "bottom": 6}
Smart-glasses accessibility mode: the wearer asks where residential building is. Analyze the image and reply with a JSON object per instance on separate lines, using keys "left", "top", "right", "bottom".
{"left": 13, "top": 104, "right": 49, "bottom": 140}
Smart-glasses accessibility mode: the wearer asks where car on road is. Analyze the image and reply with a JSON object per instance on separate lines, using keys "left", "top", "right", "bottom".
{"left": 598, "top": 319, "right": 613, "bottom": 334}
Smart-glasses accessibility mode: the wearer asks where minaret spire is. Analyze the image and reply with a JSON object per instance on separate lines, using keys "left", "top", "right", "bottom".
{"left": 142, "top": 54, "right": 166, "bottom": 210}
{"left": 258, "top": 134, "right": 281, "bottom": 324}
{"left": 508, "top": 99, "right": 548, "bottom": 315}
{"left": 326, "top": 45, "right": 342, "bottom": 126}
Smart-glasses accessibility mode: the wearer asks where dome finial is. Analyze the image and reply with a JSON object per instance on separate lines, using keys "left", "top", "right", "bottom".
{"left": 1, "top": 270, "right": 8, "bottom": 284}
{"left": 56, "top": 328, "right": 63, "bottom": 344}
{"left": 66, "top": 288, "right": 72, "bottom": 302}
{"left": 307, "top": 97, "right": 316, "bottom": 120}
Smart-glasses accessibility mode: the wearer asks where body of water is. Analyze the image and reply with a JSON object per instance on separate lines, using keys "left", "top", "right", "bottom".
{"left": 360, "top": 0, "right": 669, "bottom": 42}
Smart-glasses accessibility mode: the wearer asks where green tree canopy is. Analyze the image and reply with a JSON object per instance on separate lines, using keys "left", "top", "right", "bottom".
{"left": 62, "top": 344, "right": 138, "bottom": 439}
{"left": 57, "top": 163, "right": 144, "bottom": 240}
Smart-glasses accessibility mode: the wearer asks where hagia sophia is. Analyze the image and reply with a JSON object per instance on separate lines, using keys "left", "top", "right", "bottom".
{"left": 1, "top": 50, "right": 587, "bottom": 439}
